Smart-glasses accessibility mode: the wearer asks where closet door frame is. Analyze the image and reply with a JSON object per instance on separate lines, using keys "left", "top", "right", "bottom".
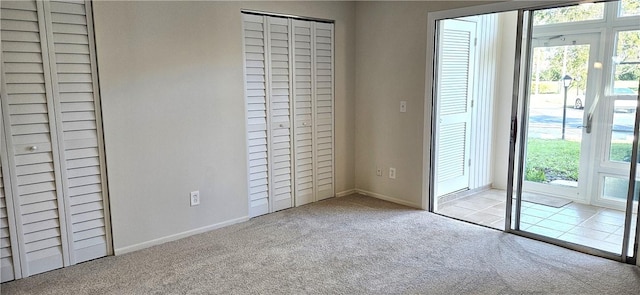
{"left": 85, "top": 0, "right": 113, "bottom": 258}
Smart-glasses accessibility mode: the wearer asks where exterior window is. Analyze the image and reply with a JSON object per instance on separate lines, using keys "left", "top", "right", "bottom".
{"left": 603, "top": 176, "right": 640, "bottom": 201}
{"left": 619, "top": 0, "right": 640, "bottom": 17}
{"left": 612, "top": 30, "right": 640, "bottom": 93}
{"left": 533, "top": 3, "right": 605, "bottom": 25}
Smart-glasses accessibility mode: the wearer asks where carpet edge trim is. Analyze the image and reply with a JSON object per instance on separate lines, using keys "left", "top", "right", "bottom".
{"left": 356, "top": 189, "right": 422, "bottom": 209}
{"left": 113, "top": 216, "right": 249, "bottom": 255}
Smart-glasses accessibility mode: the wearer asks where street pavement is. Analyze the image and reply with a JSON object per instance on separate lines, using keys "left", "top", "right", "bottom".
{"left": 527, "top": 107, "right": 636, "bottom": 141}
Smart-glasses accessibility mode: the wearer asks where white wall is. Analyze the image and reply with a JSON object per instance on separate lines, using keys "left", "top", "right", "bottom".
{"left": 491, "top": 11, "right": 518, "bottom": 190}
{"left": 354, "top": 1, "right": 496, "bottom": 207}
{"left": 92, "top": 1, "right": 356, "bottom": 253}
{"left": 469, "top": 13, "right": 500, "bottom": 191}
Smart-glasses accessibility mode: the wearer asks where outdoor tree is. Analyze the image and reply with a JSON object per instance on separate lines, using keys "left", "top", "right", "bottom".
{"left": 532, "top": 1, "right": 640, "bottom": 95}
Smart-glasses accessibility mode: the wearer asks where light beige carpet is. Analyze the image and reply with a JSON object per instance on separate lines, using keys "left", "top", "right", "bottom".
{"left": 2, "top": 194, "right": 639, "bottom": 294}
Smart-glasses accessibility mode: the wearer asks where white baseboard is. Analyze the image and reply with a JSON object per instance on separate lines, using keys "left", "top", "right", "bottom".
{"left": 114, "top": 216, "right": 249, "bottom": 255}
{"left": 114, "top": 191, "right": 420, "bottom": 255}
{"left": 356, "top": 189, "right": 422, "bottom": 209}
{"left": 335, "top": 189, "right": 357, "bottom": 197}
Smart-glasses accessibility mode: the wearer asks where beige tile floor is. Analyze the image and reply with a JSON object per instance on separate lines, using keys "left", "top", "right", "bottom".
{"left": 437, "top": 189, "right": 638, "bottom": 255}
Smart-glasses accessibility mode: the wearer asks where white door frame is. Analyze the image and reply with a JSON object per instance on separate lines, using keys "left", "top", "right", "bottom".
{"left": 521, "top": 32, "right": 601, "bottom": 203}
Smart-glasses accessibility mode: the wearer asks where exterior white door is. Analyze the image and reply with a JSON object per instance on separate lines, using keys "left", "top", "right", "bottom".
{"left": 522, "top": 34, "right": 599, "bottom": 202}
{"left": 435, "top": 19, "right": 476, "bottom": 197}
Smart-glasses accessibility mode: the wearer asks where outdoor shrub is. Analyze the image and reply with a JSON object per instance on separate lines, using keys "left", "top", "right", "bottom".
{"left": 525, "top": 166, "right": 547, "bottom": 182}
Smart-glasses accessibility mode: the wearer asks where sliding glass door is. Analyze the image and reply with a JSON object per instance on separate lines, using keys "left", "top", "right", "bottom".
{"left": 508, "top": 0, "right": 640, "bottom": 262}
{"left": 427, "top": 0, "right": 640, "bottom": 264}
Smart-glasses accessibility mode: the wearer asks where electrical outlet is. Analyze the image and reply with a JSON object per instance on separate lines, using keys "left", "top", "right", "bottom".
{"left": 376, "top": 168, "right": 382, "bottom": 176}
{"left": 389, "top": 168, "right": 396, "bottom": 179}
{"left": 400, "top": 101, "right": 407, "bottom": 113}
{"left": 190, "top": 191, "right": 200, "bottom": 206}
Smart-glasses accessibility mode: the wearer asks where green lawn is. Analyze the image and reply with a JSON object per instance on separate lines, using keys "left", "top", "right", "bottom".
{"left": 525, "top": 139, "right": 633, "bottom": 183}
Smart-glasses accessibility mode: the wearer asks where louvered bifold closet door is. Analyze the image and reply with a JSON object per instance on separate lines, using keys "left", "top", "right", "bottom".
{"left": 243, "top": 14, "right": 333, "bottom": 214}
{"left": 267, "top": 17, "right": 293, "bottom": 212}
{"left": 292, "top": 20, "right": 314, "bottom": 206}
{"left": 0, "top": 162, "right": 14, "bottom": 282}
{"left": 0, "top": 154, "right": 20, "bottom": 282}
{"left": 243, "top": 14, "right": 270, "bottom": 217}
{"left": 313, "top": 23, "right": 334, "bottom": 201}
{"left": 0, "top": 0, "right": 70, "bottom": 276}
{"left": 43, "top": 0, "right": 110, "bottom": 264}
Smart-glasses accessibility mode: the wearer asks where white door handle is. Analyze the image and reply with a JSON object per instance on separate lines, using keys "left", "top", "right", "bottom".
{"left": 279, "top": 124, "right": 284, "bottom": 128}
{"left": 302, "top": 122, "right": 307, "bottom": 126}
{"left": 29, "top": 146, "right": 38, "bottom": 151}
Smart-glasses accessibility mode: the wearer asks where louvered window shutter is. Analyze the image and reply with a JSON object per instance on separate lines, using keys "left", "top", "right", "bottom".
{"left": 313, "top": 23, "right": 334, "bottom": 201}
{"left": 243, "top": 14, "right": 270, "bottom": 217}
{"left": 292, "top": 20, "right": 314, "bottom": 206}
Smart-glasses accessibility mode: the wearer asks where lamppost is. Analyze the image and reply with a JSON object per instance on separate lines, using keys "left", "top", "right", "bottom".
{"left": 561, "top": 75, "right": 573, "bottom": 140}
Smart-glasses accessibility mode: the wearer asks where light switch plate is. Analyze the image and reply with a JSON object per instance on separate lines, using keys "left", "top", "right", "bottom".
{"left": 400, "top": 101, "right": 407, "bottom": 113}
{"left": 389, "top": 168, "right": 396, "bottom": 179}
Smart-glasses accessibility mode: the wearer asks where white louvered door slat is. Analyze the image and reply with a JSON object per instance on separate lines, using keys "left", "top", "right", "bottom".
{"left": 43, "top": 0, "right": 110, "bottom": 264}
{"left": 313, "top": 22, "right": 334, "bottom": 201}
{"left": 243, "top": 14, "right": 270, "bottom": 217}
{"left": 292, "top": 20, "right": 314, "bottom": 206}
{"left": 435, "top": 19, "right": 476, "bottom": 197}
{"left": 267, "top": 17, "right": 293, "bottom": 212}
{"left": 0, "top": 0, "right": 70, "bottom": 277}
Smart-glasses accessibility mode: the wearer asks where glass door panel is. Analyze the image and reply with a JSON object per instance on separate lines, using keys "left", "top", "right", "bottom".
{"left": 523, "top": 38, "right": 595, "bottom": 200}
{"left": 510, "top": 1, "right": 640, "bottom": 261}
{"left": 595, "top": 29, "right": 639, "bottom": 211}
